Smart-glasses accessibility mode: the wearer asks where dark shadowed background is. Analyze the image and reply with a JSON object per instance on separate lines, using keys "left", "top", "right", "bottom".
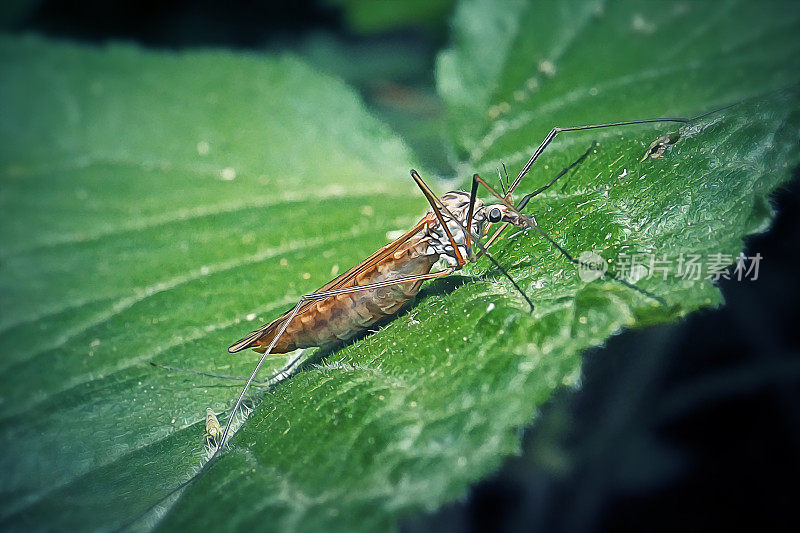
{"left": 5, "top": 1, "right": 799, "bottom": 531}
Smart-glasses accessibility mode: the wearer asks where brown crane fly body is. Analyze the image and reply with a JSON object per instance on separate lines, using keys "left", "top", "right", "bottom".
{"left": 227, "top": 190, "right": 525, "bottom": 355}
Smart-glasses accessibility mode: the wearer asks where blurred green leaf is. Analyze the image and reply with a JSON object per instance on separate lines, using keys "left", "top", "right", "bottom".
{"left": 437, "top": 0, "right": 800, "bottom": 161}
{"left": 1, "top": 0, "right": 799, "bottom": 530}
{"left": 296, "top": 33, "right": 450, "bottom": 173}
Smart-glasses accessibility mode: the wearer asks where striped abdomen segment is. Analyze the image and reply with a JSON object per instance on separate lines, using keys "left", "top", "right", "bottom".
{"left": 241, "top": 235, "right": 437, "bottom": 354}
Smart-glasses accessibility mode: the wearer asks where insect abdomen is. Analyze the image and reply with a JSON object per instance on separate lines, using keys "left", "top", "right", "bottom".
{"left": 245, "top": 237, "right": 436, "bottom": 353}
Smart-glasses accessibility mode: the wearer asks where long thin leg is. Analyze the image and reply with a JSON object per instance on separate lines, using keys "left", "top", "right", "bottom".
{"left": 515, "top": 141, "right": 597, "bottom": 211}
{"left": 411, "top": 169, "right": 533, "bottom": 313}
{"left": 525, "top": 214, "right": 665, "bottom": 304}
{"left": 485, "top": 141, "right": 598, "bottom": 249}
{"left": 149, "top": 353, "right": 305, "bottom": 384}
{"left": 216, "top": 267, "right": 455, "bottom": 451}
{"left": 463, "top": 141, "right": 596, "bottom": 249}
{"left": 411, "top": 171, "right": 535, "bottom": 311}
{"left": 119, "top": 269, "right": 466, "bottom": 530}
{"left": 124, "top": 267, "right": 458, "bottom": 531}
{"left": 410, "top": 169, "right": 467, "bottom": 267}
{"left": 415, "top": 171, "right": 533, "bottom": 310}
{"left": 508, "top": 103, "right": 737, "bottom": 196}
{"left": 474, "top": 173, "right": 513, "bottom": 206}
{"left": 465, "top": 174, "right": 481, "bottom": 247}
{"left": 150, "top": 361, "right": 258, "bottom": 381}
{"left": 466, "top": 153, "right": 664, "bottom": 303}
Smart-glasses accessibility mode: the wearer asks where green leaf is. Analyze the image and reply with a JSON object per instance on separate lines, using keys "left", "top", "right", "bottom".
{"left": 159, "top": 1, "right": 797, "bottom": 532}
{"left": 1, "top": 0, "right": 799, "bottom": 530}
{"left": 437, "top": 0, "right": 800, "bottom": 161}
{"left": 0, "top": 35, "right": 421, "bottom": 531}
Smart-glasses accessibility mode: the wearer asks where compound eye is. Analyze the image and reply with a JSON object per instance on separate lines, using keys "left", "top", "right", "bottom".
{"left": 488, "top": 207, "right": 502, "bottom": 223}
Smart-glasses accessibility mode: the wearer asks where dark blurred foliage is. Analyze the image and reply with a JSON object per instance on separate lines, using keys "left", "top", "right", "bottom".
{"left": 8, "top": 2, "right": 799, "bottom": 532}
{"left": 11, "top": 0, "right": 342, "bottom": 48}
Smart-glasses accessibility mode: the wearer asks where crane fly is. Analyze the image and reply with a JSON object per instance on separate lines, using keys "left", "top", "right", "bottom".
{"left": 212, "top": 107, "right": 732, "bottom": 452}
{"left": 129, "top": 105, "right": 738, "bottom": 531}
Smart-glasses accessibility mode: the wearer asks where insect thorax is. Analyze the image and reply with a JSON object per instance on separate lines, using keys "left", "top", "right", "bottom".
{"left": 425, "top": 191, "right": 486, "bottom": 266}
